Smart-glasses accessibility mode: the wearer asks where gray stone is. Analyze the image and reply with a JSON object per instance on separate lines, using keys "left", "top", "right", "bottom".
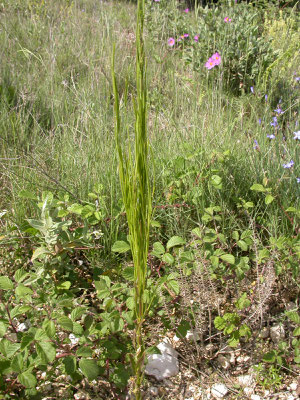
{"left": 211, "top": 383, "right": 228, "bottom": 399}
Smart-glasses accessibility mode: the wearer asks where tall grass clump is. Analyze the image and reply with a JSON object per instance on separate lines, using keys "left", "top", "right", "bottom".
{"left": 112, "top": 0, "right": 152, "bottom": 397}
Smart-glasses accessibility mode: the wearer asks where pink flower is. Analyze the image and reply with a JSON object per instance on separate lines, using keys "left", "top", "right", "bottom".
{"left": 205, "top": 53, "right": 221, "bottom": 69}
{"left": 212, "top": 52, "right": 221, "bottom": 65}
{"left": 184, "top": 8, "right": 189, "bottom": 13}
{"left": 194, "top": 35, "right": 199, "bottom": 42}
{"left": 205, "top": 58, "right": 216, "bottom": 70}
{"left": 183, "top": 33, "right": 189, "bottom": 38}
{"left": 224, "top": 17, "right": 232, "bottom": 23}
{"left": 168, "top": 37, "right": 175, "bottom": 47}
{"left": 153, "top": 0, "right": 160, "bottom": 2}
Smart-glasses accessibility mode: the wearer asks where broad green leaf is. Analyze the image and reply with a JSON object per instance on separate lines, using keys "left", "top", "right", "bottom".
{"left": 57, "top": 316, "right": 73, "bottom": 331}
{"left": 11, "top": 353, "right": 24, "bottom": 373}
{"left": 111, "top": 241, "right": 130, "bottom": 253}
{"left": 210, "top": 175, "right": 222, "bottom": 188}
{"left": 56, "top": 281, "right": 71, "bottom": 290}
{"left": 227, "top": 332, "right": 240, "bottom": 348}
{"left": 18, "top": 190, "right": 37, "bottom": 200}
{"left": 36, "top": 342, "right": 56, "bottom": 364}
{"left": 15, "top": 284, "right": 33, "bottom": 297}
{"left": 214, "top": 316, "right": 226, "bottom": 331}
{"left": 152, "top": 242, "right": 165, "bottom": 256}
{"left": 162, "top": 253, "right": 174, "bottom": 265}
{"left": 286, "top": 311, "right": 300, "bottom": 324}
{"left": 76, "top": 346, "right": 93, "bottom": 357}
{"left": 79, "top": 358, "right": 100, "bottom": 381}
{"left": 73, "top": 322, "right": 83, "bottom": 335}
{"left": 0, "top": 360, "right": 11, "bottom": 374}
{"left": 18, "top": 371, "right": 37, "bottom": 388}
{"left": 263, "top": 351, "right": 276, "bottom": 363}
{"left": 250, "top": 184, "right": 266, "bottom": 192}
{"left": 122, "top": 267, "right": 134, "bottom": 282}
{"left": 265, "top": 194, "right": 274, "bottom": 205}
{"left": 0, "top": 321, "right": 7, "bottom": 337}
{"left": 31, "top": 247, "right": 51, "bottom": 261}
{"left": 26, "top": 219, "right": 45, "bottom": 230}
{"left": 167, "top": 280, "right": 180, "bottom": 295}
{"left": 220, "top": 254, "right": 235, "bottom": 265}
{"left": 111, "top": 363, "right": 130, "bottom": 389}
{"left": 63, "top": 356, "right": 76, "bottom": 374}
{"left": 42, "top": 320, "right": 56, "bottom": 338}
{"left": 176, "top": 320, "right": 191, "bottom": 339}
{"left": 34, "top": 329, "right": 48, "bottom": 341}
{"left": 21, "top": 333, "right": 35, "bottom": 350}
{"left": 237, "top": 240, "right": 248, "bottom": 251}
{"left": 67, "top": 203, "right": 83, "bottom": 215}
{"left": 232, "top": 231, "right": 239, "bottom": 241}
{"left": 14, "top": 269, "right": 29, "bottom": 283}
{"left": 0, "top": 340, "right": 20, "bottom": 358}
{"left": 71, "top": 307, "right": 86, "bottom": 321}
{"left": 0, "top": 276, "right": 14, "bottom": 290}
{"left": 293, "top": 327, "right": 300, "bottom": 336}
{"left": 166, "top": 236, "right": 186, "bottom": 249}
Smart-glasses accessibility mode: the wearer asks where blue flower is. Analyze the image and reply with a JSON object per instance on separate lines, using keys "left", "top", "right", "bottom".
{"left": 295, "top": 77, "right": 300, "bottom": 82}
{"left": 267, "top": 134, "right": 275, "bottom": 139}
{"left": 293, "top": 131, "right": 300, "bottom": 140}
{"left": 270, "top": 116, "right": 278, "bottom": 127}
{"left": 253, "top": 139, "right": 259, "bottom": 150}
{"left": 297, "top": 178, "right": 300, "bottom": 183}
{"left": 274, "top": 107, "right": 283, "bottom": 115}
{"left": 258, "top": 118, "right": 262, "bottom": 125}
{"left": 265, "top": 94, "right": 268, "bottom": 101}
{"left": 283, "top": 160, "right": 294, "bottom": 169}
{"left": 250, "top": 86, "right": 254, "bottom": 93}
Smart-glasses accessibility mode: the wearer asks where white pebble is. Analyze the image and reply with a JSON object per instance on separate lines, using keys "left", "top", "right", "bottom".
{"left": 211, "top": 383, "right": 228, "bottom": 399}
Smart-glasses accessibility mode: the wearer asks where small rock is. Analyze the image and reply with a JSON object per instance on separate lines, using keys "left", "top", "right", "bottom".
{"left": 228, "top": 352, "right": 235, "bottom": 365}
{"left": 259, "top": 327, "right": 270, "bottom": 339}
{"left": 250, "top": 395, "right": 261, "bottom": 400}
{"left": 217, "top": 355, "right": 230, "bottom": 370}
{"left": 74, "top": 391, "right": 86, "bottom": 400}
{"left": 69, "top": 333, "right": 80, "bottom": 346}
{"left": 145, "top": 354, "right": 179, "bottom": 381}
{"left": 205, "top": 343, "right": 216, "bottom": 353}
{"left": 17, "top": 321, "right": 30, "bottom": 332}
{"left": 286, "top": 302, "right": 297, "bottom": 311}
{"left": 237, "top": 355, "right": 250, "bottom": 363}
{"left": 244, "top": 387, "right": 254, "bottom": 396}
{"left": 149, "top": 386, "right": 159, "bottom": 396}
{"left": 289, "top": 382, "right": 297, "bottom": 391}
{"left": 237, "top": 374, "right": 254, "bottom": 387}
{"left": 157, "top": 341, "right": 178, "bottom": 358}
{"left": 185, "top": 330, "right": 200, "bottom": 342}
{"left": 211, "top": 383, "right": 228, "bottom": 399}
{"left": 286, "top": 395, "right": 295, "bottom": 400}
{"left": 270, "top": 324, "right": 285, "bottom": 343}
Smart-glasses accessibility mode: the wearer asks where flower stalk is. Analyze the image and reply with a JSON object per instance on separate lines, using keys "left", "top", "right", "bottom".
{"left": 112, "top": 0, "right": 152, "bottom": 398}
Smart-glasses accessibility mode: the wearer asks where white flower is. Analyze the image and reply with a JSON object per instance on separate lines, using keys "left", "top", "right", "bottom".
{"left": 293, "top": 130, "right": 300, "bottom": 140}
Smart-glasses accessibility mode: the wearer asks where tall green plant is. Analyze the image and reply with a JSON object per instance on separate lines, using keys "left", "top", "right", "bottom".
{"left": 112, "top": 0, "right": 152, "bottom": 398}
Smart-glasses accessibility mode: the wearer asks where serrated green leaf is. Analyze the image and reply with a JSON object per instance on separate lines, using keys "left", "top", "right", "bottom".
{"left": 76, "top": 346, "right": 93, "bottom": 357}
{"left": 122, "top": 267, "right": 134, "bottom": 282}
{"left": 21, "top": 333, "right": 35, "bottom": 350}
{"left": 111, "top": 241, "right": 131, "bottom": 253}
{"left": 293, "top": 327, "right": 300, "bottom": 336}
{"left": 79, "top": 358, "right": 99, "bottom": 381}
{"left": 42, "top": 320, "right": 56, "bottom": 338}
{"left": 14, "top": 269, "right": 29, "bottom": 283}
{"left": 56, "top": 281, "right": 71, "bottom": 290}
{"left": 0, "top": 321, "right": 7, "bottom": 337}
{"left": 214, "top": 316, "right": 226, "bottom": 330}
{"left": 18, "top": 371, "right": 37, "bottom": 388}
{"left": 34, "top": 329, "right": 48, "bottom": 341}
{"left": 11, "top": 353, "right": 24, "bottom": 373}
{"left": 152, "top": 242, "right": 165, "bottom": 256}
{"left": 57, "top": 316, "right": 73, "bottom": 331}
{"left": 0, "top": 360, "right": 11, "bottom": 374}
{"left": 162, "top": 253, "right": 174, "bottom": 265}
{"left": 73, "top": 322, "right": 83, "bottom": 335}
{"left": 0, "top": 340, "right": 20, "bottom": 358}
{"left": 70, "top": 307, "right": 86, "bottom": 321}
{"left": 263, "top": 351, "right": 276, "bottom": 363}
{"left": 63, "top": 356, "right": 76, "bottom": 374}
{"left": 67, "top": 203, "right": 83, "bottom": 215}
{"left": 237, "top": 240, "right": 248, "bottom": 251}
{"left": 166, "top": 236, "right": 186, "bottom": 249}
{"left": 36, "top": 342, "right": 56, "bottom": 364}
{"left": 220, "top": 254, "right": 235, "bottom": 265}
{"left": 0, "top": 276, "right": 14, "bottom": 290}
{"left": 31, "top": 247, "right": 51, "bottom": 261}
{"left": 286, "top": 311, "right": 300, "bottom": 324}
{"left": 167, "top": 280, "right": 180, "bottom": 295}
{"left": 15, "top": 284, "right": 33, "bottom": 297}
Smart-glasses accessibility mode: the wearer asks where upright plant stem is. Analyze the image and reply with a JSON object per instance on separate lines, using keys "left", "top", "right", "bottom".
{"left": 112, "top": 0, "right": 151, "bottom": 398}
